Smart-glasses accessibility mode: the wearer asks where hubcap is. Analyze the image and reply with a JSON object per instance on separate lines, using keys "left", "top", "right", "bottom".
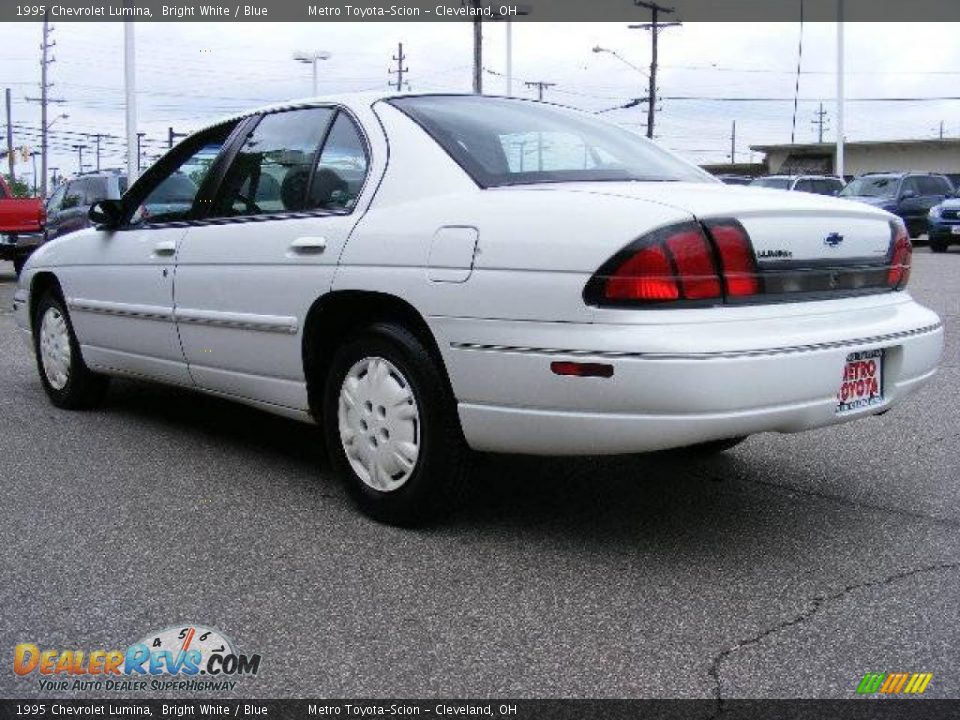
{"left": 39, "top": 306, "right": 71, "bottom": 391}
{"left": 338, "top": 356, "right": 420, "bottom": 492}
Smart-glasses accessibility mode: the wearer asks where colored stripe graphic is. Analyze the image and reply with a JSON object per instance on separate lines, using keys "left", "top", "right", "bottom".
{"left": 857, "top": 672, "right": 933, "bottom": 695}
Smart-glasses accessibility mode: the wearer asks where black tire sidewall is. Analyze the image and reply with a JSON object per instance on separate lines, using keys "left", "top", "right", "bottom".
{"left": 322, "top": 323, "right": 460, "bottom": 525}
{"left": 32, "top": 291, "right": 103, "bottom": 409}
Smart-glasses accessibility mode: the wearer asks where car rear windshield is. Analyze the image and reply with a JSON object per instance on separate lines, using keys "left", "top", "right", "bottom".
{"left": 389, "top": 95, "right": 712, "bottom": 188}
{"left": 840, "top": 176, "right": 898, "bottom": 197}
{"left": 750, "top": 177, "right": 792, "bottom": 190}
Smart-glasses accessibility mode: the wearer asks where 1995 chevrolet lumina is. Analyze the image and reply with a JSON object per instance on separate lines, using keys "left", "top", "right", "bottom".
{"left": 13, "top": 93, "right": 943, "bottom": 524}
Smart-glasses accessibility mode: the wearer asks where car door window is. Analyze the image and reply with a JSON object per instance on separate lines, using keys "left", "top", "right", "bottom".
{"left": 127, "top": 122, "right": 237, "bottom": 227}
{"left": 900, "top": 177, "right": 921, "bottom": 197}
{"left": 212, "top": 107, "right": 335, "bottom": 218}
{"left": 794, "top": 179, "right": 815, "bottom": 193}
{"left": 46, "top": 184, "right": 67, "bottom": 212}
{"left": 83, "top": 177, "right": 109, "bottom": 204}
{"left": 61, "top": 183, "right": 83, "bottom": 210}
{"left": 308, "top": 112, "right": 369, "bottom": 212}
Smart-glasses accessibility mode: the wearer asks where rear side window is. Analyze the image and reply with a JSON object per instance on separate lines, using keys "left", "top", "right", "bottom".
{"left": 213, "top": 107, "right": 334, "bottom": 218}
{"left": 309, "top": 112, "right": 368, "bottom": 211}
{"left": 916, "top": 176, "right": 951, "bottom": 195}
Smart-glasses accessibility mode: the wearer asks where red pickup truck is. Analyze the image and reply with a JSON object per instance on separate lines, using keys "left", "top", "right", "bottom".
{"left": 0, "top": 174, "right": 45, "bottom": 275}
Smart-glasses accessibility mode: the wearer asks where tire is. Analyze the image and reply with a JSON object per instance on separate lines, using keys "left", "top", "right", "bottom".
{"left": 32, "top": 290, "right": 109, "bottom": 410}
{"left": 930, "top": 239, "right": 948, "bottom": 253}
{"left": 323, "top": 322, "right": 467, "bottom": 526}
{"left": 13, "top": 256, "right": 26, "bottom": 276}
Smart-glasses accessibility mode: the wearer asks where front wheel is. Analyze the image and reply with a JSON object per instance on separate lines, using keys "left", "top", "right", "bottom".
{"left": 323, "top": 322, "right": 467, "bottom": 526}
{"left": 930, "top": 239, "right": 948, "bottom": 253}
{"left": 13, "top": 256, "right": 26, "bottom": 276}
{"left": 32, "top": 290, "right": 109, "bottom": 409}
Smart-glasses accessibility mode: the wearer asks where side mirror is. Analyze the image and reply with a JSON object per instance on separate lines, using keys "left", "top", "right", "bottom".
{"left": 89, "top": 199, "right": 123, "bottom": 229}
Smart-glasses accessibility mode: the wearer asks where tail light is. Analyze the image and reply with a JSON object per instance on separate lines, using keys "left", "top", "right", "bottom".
{"left": 584, "top": 221, "right": 759, "bottom": 306}
{"left": 887, "top": 220, "right": 911, "bottom": 290}
{"left": 704, "top": 221, "right": 761, "bottom": 297}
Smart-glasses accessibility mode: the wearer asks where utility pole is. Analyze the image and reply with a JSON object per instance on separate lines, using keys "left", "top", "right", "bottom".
{"left": 389, "top": 42, "right": 409, "bottom": 91}
{"left": 730, "top": 120, "right": 736, "bottom": 164}
{"left": 49, "top": 166, "right": 58, "bottom": 187}
{"left": 136, "top": 132, "right": 145, "bottom": 172}
{"left": 630, "top": 1, "right": 680, "bottom": 140}
{"left": 94, "top": 133, "right": 101, "bottom": 171}
{"left": 25, "top": 14, "right": 63, "bottom": 198}
{"left": 524, "top": 80, "right": 556, "bottom": 101}
{"left": 5, "top": 88, "right": 13, "bottom": 183}
{"left": 30, "top": 151, "right": 39, "bottom": 195}
{"left": 73, "top": 143, "right": 86, "bottom": 173}
{"left": 812, "top": 102, "right": 829, "bottom": 143}
{"left": 472, "top": 0, "right": 483, "bottom": 94}
{"left": 168, "top": 126, "right": 186, "bottom": 149}
{"left": 939, "top": 120, "right": 944, "bottom": 140}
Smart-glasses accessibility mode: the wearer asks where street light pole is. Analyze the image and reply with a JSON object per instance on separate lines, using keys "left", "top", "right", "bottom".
{"left": 293, "top": 50, "right": 331, "bottom": 96}
{"left": 835, "top": 0, "right": 845, "bottom": 178}
{"left": 124, "top": 21, "right": 138, "bottom": 184}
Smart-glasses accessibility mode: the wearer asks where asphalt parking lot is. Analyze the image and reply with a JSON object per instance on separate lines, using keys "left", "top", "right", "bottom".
{"left": 0, "top": 249, "right": 958, "bottom": 701}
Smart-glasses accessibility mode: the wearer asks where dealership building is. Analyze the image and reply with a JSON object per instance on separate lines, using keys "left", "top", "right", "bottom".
{"left": 749, "top": 138, "right": 960, "bottom": 179}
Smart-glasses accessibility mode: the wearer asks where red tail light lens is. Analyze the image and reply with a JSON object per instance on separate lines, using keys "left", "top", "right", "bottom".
{"left": 590, "top": 222, "right": 721, "bottom": 305}
{"left": 605, "top": 244, "right": 679, "bottom": 301}
{"left": 887, "top": 221, "right": 912, "bottom": 290}
{"left": 706, "top": 222, "right": 761, "bottom": 297}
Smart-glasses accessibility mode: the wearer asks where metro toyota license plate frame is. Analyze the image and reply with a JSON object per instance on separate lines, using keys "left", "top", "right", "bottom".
{"left": 836, "top": 348, "right": 885, "bottom": 414}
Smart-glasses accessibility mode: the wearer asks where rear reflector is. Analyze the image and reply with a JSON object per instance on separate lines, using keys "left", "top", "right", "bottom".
{"left": 550, "top": 361, "right": 614, "bottom": 378}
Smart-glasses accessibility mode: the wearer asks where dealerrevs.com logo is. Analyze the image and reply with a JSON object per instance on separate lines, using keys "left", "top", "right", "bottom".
{"left": 14, "top": 625, "right": 262, "bottom": 692}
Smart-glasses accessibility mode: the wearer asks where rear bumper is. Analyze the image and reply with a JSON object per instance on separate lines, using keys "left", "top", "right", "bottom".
{"left": 928, "top": 225, "right": 960, "bottom": 244}
{"left": 436, "top": 297, "right": 943, "bottom": 455}
{"left": 0, "top": 232, "right": 42, "bottom": 259}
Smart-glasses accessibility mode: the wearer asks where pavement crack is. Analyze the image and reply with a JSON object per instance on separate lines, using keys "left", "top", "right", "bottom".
{"left": 706, "top": 561, "right": 960, "bottom": 718}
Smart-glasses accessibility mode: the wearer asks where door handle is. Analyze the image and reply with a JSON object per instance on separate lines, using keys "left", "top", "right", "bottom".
{"left": 153, "top": 240, "right": 177, "bottom": 257}
{"left": 290, "top": 236, "right": 327, "bottom": 254}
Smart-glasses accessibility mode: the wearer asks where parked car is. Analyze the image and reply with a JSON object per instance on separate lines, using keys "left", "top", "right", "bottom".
{"left": 14, "top": 93, "right": 943, "bottom": 525}
{"left": 926, "top": 198, "right": 960, "bottom": 252}
{"left": 716, "top": 174, "right": 753, "bottom": 186}
{"left": 44, "top": 171, "right": 127, "bottom": 242}
{"left": 750, "top": 175, "right": 845, "bottom": 196}
{"left": 0, "top": 174, "right": 45, "bottom": 275}
{"left": 838, "top": 172, "right": 954, "bottom": 238}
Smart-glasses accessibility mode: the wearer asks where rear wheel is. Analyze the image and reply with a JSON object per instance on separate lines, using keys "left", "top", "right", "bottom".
{"left": 323, "top": 322, "right": 466, "bottom": 525}
{"left": 930, "top": 239, "right": 948, "bottom": 253}
{"left": 32, "top": 290, "right": 109, "bottom": 409}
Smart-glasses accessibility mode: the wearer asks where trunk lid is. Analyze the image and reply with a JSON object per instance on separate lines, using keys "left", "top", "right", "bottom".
{"left": 503, "top": 181, "right": 896, "bottom": 264}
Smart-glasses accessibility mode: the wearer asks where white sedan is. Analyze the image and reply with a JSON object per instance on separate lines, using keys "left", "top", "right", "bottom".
{"left": 14, "top": 93, "right": 943, "bottom": 524}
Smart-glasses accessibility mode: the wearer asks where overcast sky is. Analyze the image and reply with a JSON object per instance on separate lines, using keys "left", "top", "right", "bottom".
{"left": 2, "top": 20, "right": 960, "bottom": 185}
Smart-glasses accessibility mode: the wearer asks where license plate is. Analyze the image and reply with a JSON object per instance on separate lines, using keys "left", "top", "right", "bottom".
{"left": 951, "top": 225, "right": 960, "bottom": 235}
{"left": 836, "top": 349, "right": 884, "bottom": 414}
